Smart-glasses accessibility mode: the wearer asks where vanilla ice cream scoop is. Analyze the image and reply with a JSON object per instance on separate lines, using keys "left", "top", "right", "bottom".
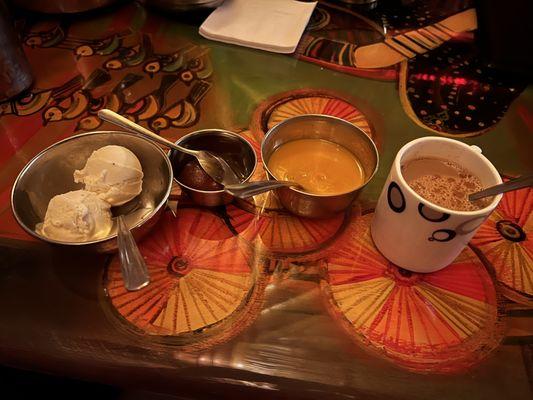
{"left": 74, "top": 145, "right": 144, "bottom": 206}
{"left": 38, "top": 190, "right": 113, "bottom": 242}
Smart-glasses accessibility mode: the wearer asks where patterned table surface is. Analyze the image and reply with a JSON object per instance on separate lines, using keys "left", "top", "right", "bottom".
{"left": 0, "top": 2, "right": 532, "bottom": 399}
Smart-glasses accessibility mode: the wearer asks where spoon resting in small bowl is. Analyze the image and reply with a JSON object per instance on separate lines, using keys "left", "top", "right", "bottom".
{"left": 98, "top": 109, "right": 242, "bottom": 186}
{"left": 99, "top": 109, "right": 299, "bottom": 200}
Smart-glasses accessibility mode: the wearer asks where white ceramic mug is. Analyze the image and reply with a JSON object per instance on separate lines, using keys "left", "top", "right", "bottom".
{"left": 371, "top": 137, "right": 503, "bottom": 273}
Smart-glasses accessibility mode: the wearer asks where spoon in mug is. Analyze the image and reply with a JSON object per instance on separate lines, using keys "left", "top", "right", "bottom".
{"left": 469, "top": 174, "right": 533, "bottom": 201}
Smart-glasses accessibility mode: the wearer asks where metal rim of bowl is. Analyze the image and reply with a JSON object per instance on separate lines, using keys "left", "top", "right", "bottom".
{"left": 11, "top": 130, "right": 174, "bottom": 246}
{"left": 171, "top": 128, "right": 258, "bottom": 194}
{"left": 261, "top": 114, "right": 380, "bottom": 198}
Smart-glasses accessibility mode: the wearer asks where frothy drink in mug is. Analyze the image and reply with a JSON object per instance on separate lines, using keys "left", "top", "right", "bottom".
{"left": 401, "top": 158, "right": 491, "bottom": 212}
{"left": 371, "top": 137, "right": 503, "bottom": 273}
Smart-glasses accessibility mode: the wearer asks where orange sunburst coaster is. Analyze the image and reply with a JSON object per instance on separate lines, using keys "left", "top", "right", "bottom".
{"left": 321, "top": 212, "right": 503, "bottom": 373}
{"left": 470, "top": 180, "right": 532, "bottom": 306}
{"left": 225, "top": 203, "right": 349, "bottom": 261}
{"left": 222, "top": 129, "right": 352, "bottom": 260}
{"left": 250, "top": 89, "right": 375, "bottom": 144}
{"left": 103, "top": 208, "right": 267, "bottom": 349}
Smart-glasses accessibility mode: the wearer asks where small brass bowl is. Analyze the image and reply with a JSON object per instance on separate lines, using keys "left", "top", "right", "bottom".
{"left": 169, "top": 129, "right": 257, "bottom": 207}
{"left": 11, "top": 131, "right": 173, "bottom": 253}
{"left": 261, "top": 114, "right": 379, "bottom": 218}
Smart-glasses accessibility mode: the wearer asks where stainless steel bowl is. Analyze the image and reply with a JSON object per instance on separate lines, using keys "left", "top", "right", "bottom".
{"left": 169, "top": 129, "right": 257, "bottom": 207}
{"left": 261, "top": 114, "right": 379, "bottom": 218}
{"left": 11, "top": 131, "right": 173, "bottom": 253}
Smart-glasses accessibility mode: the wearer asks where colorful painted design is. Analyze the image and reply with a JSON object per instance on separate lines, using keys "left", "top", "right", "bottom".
{"left": 77, "top": 73, "right": 181, "bottom": 131}
{"left": 306, "top": 6, "right": 331, "bottom": 31}
{"left": 0, "top": 74, "right": 85, "bottom": 118}
{"left": 399, "top": 40, "right": 526, "bottom": 137}
{"left": 42, "top": 69, "right": 111, "bottom": 125}
{"left": 104, "top": 208, "right": 267, "bottom": 348}
{"left": 24, "top": 25, "right": 130, "bottom": 59}
{"left": 321, "top": 212, "right": 502, "bottom": 373}
{"left": 295, "top": 2, "right": 397, "bottom": 80}
{"left": 149, "top": 80, "right": 212, "bottom": 132}
{"left": 143, "top": 45, "right": 211, "bottom": 77}
{"left": 365, "top": 0, "right": 474, "bottom": 36}
{"left": 470, "top": 181, "right": 532, "bottom": 306}
{"left": 251, "top": 89, "right": 374, "bottom": 142}
{"left": 104, "top": 34, "right": 152, "bottom": 71}
{"left": 2, "top": 28, "right": 212, "bottom": 131}
{"left": 223, "top": 204, "right": 349, "bottom": 261}
{"left": 24, "top": 23, "right": 68, "bottom": 49}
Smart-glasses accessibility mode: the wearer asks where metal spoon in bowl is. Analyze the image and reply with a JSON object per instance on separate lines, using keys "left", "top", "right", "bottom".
{"left": 98, "top": 109, "right": 242, "bottom": 185}
{"left": 469, "top": 174, "right": 533, "bottom": 201}
{"left": 98, "top": 109, "right": 301, "bottom": 197}
{"left": 225, "top": 179, "right": 302, "bottom": 198}
{"left": 116, "top": 214, "right": 150, "bottom": 291}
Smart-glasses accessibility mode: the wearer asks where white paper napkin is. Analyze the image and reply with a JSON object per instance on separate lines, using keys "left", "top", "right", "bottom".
{"left": 199, "top": 0, "right": 317, "bottom": 54}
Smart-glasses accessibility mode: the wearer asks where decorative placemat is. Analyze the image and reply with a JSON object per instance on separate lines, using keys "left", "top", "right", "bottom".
{"left": 224, "top": 203, "right": 350, "bottom": 261}
{"left": 104, "top": 208, "right": 268, "bottom": 350}
{"left": 399, "top": 40, "right": 526, "bottom": 137}
{"left": 295, "top": 2, "right": 397, "bottom": 81}
{"left": 0, "top": 23, "right": 212, "bottom": 146}
{"left": 250, "top": 89, "right": 374, "bottom": 142}
{"left": 366, "top": 0, "right": 474, "bottom": 36}
{"left": 209, "top": 128, "right": 353, "bottom": 261}
{"left": 470, "top": 180, "right": 532, "bottom": 306}
{"left": 321, "top": 212, "right": 503, "bottom": 373}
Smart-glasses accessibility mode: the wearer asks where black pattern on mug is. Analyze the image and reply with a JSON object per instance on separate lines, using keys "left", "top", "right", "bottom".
{"left": 418, "top": 203, "right": 450, "bottom": 222}
{"left": 388, "top": 182, "right": 406, "bottom": 213}
{"left": 428, "top": 229, "right": 456, "bottom": 242}
{"left": 456, "top": 216, "right": 486, "bottom": 236}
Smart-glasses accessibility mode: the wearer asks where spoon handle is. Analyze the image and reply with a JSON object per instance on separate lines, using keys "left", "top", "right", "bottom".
{"left": 469, "top": 174, "right": 533, "bottom": 201}
{"left": 98, "top": 109, "right": 196, "bottom": 156}
{"left": 225, "top": 180, "right": 301, "bottom": 198}
{"left": 117, "top": 215, "right": 150, "bottom": 291}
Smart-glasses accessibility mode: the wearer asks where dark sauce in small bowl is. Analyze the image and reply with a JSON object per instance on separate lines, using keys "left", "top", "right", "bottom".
{"left": 169, "top": 131, "right": 256, "bottom": 192}
{"left": 177, "top": 159, "right": 223, "bottom": 191}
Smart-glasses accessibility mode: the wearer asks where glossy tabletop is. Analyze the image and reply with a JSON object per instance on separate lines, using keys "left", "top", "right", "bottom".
{"left": 0, "top": 1, "right": 532, "bottom": 399}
